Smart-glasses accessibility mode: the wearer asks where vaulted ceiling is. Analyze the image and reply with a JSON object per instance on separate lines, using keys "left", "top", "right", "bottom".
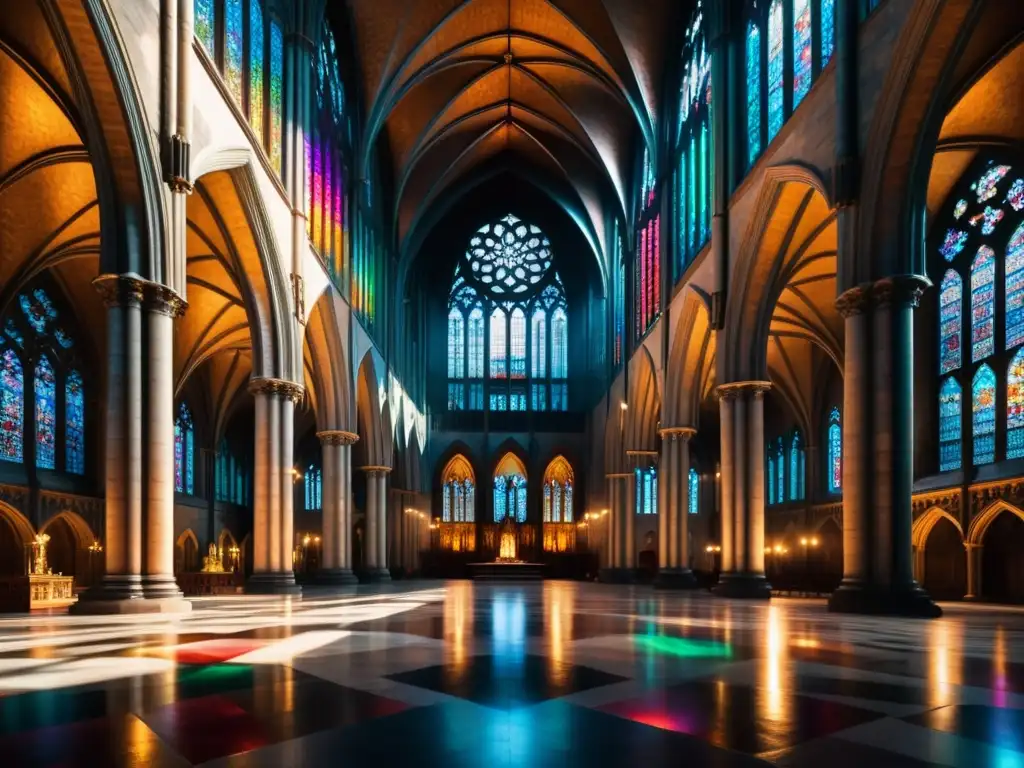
{"left": 345, "top": 0, "right": 679, "bottom": 264}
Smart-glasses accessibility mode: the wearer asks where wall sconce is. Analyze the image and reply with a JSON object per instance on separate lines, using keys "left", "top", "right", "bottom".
{"left": 88, "top": 540, "right": 103, "bottom": 553}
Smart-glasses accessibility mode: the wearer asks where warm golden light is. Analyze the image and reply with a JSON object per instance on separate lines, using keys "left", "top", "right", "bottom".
{"left": 620, "top": 401, "right": 628, "bottom": 411}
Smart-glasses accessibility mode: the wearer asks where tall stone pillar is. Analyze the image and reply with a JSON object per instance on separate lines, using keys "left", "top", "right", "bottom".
{"left": 829, "top": 279, "right": 940, "bottom": 616}
{"left": 247, "top": 379, "right": 303, "bottom": 594}
{"left": 361, "top": 466, "right": 391, "bottom": 581}
{"left": 714, "top": 382, "right": 772, "bottom": 599}
{"left": 73, "top": 277, "right": 190, "bottom": 614}
{"left": 964, "top": 543, "right": 981, "bottom": 600}
{"left": 317, "top": 431, "right": 359, "bottom": 584}
{"left": 600, "top": 473, "right": 633, "bottom": 582}
{"left": 656, "top": 427, "right": 698, "bottom": 588}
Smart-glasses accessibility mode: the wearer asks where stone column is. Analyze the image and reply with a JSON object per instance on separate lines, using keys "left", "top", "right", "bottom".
{"left": 600, "top": 473, "right": 633, "bottom": 582}
{"left": 714, "top": 382, "right": 772, "bottom": 599}
{"left": 361, "top": 466, "right": 391, "bottom": 581}
{"left": 656, "top": 427, "right": 698, "bottom": 589}
{"left": 829, "top": 278, "right": 940, "bottom": 616}
{"left": 316, "top": 430, "right": 359, "bottom": 584}
{"left": 246, "top": 378, "right": 303, "bottom": 594}
{"left": 964, "top": 543, "right": 981, "bottom": 600}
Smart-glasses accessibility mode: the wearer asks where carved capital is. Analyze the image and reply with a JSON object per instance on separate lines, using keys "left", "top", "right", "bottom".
{"left": 835, "top": 284, "right": 871, "bottom": 318}
{"left": 92, "top": 274, "right": 145, "bottom": 308}
{"left": 659, "top": 426, "right": 697, "bottom": 442}
{"left": 873, "top": 274, "right": 931, "bottom": 309}
{"left": 144, "top": 282, "right": 188, "bottom": 318}
{"left": 716, "top": 381, "right": 772, "bottom": 401}
{"left": 605, "top": 473, "right": 632, "bottom": 480}
{"left": 248, "top": 377, "right": 305, "bottom": 403}
{"left": 359, "top": 465, "right": 392, "bottom": 475}
{"left": 317, "top": 430, "right": 359, "bottom": 446}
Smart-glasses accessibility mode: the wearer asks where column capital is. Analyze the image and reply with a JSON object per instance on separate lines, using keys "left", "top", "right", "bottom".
{"left": 248, "top": 377, "right": 304, "bottom": 403}
{"left": 835, "top": 284, "right": 872, "bottom": 317}
{"left": 143, "top": 282, "right": 188, "bottom": 317}
{"left": 659, "top": 426, "right": 697, "bottom": 441}
{"left": 625, "top": 449, "right": 658, "bottom": 458}
{"left": 605, "top": 473, "right": 632, "bottom": 479}
{"left": 872, "top": 274, "right": 931, "bottom": 309}
{"left": 317, "top": 430, "right": 359, "bottom": 446}
{"left": 716, "top": 381, "right": 771, "bottom": 400}
{"left": 360, "top": 465, "right": 392, "bottom": 475}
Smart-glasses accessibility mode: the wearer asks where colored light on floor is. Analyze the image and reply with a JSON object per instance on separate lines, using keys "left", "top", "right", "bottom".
{"left": 631, "top": 634, "right": 733, "bottom": 658}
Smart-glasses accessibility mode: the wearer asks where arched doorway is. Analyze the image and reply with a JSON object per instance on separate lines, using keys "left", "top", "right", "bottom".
{"left": 982, "top": 511, "right": 1024, "bottom": 603}
{"left": 923, "top": 517, "right": 966, "bottom": 600}
{"left": 811, "top": 517, "right": 843, "bottom": 593}
{"left": 175, "top": 530, "right": 200, "bottom": 575}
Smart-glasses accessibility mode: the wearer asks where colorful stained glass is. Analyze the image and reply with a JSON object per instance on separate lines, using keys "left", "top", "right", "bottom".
{"left": 468, "top": 307, "right": 484, "bottom": 377}
{"left": 939, "top": 229, "right": 968, "bottom": 261}
{"left": 224, "top": 0, "right": 244, "bottom": 104}
{"left": 510, "top": 308, "right": 526, "bottom": 379}
{"left": 3, "top": 319, "right": 23, "bottom": 348}
{"left": 490, "top": 308, "right": 506, "bottom": 378}
{"left": 643, "top": 469, "right": 653, "bottom": 515}
{"left": 688, "top": 467, "right": 699, "bottom": 514}
{"left": 249, "top": 0, "right": 264, "bottom": 143}
{"left": 821, "top": 0, "right": 835, "bottom": 63}
{"left": 54, "top": 328, "right": 73, "bottom": 349}
{"left": 940, "top": 270, "right": 962, "bottom": 373}
{"left": 34, "top": 356, "right": 55, "bottom": 470}
{"left": 551, "top": 382, "right": 567, "bottom": 411}
{"left": 465, "top": 214, "right": 553, "bottom": 296}
{"left": 792, "top": 0, "right": 812, "bottom": 107}
{"left": 954, "top": 199, "right": 968, "bottom": 219}
{"left": 564, "top": 482, "right": 573, "bottom": 522}
{"left": 65, "top": 369, "right": 84, "bottom": 474}
{"left": 973, "top": 364, "right": 996, "bottom": 465}
{"left": 700, "top": 125, "right": 709, "bottom": 244}
{"left": 514, "top": 475, "right": 527, "bottom": 522}
{"left": 552, "top": 308, "right": 567, "bottom": 379}
{"left": 789, "top": 431, "right": 803, "bottom": 501}
{"left": 1008, "top": 350, "right": 1024, "bottom": 459}
{"left": 969, "top": 206, "right": 1004, "bottom": 235}
{"left": 0, "top": 348, "right": 23, "bottom": 463}
{"left": 653, "top": 215, "right": 661, "bottom": 314}
{"left": 776, "top": 437, "right": 785, "bottom": 503}
{"left": 828, "top": 407, "right": 841, "bottom": 492}
{"left": 972, "top": 164, "right": 1011, "bottom": 203}
{"left": 20, "top": 289, "right": 57, "bottom": 334}
{"left": 939, "top": 377, "right": 961, "bottom": 471}
{"left": 531, "top": 308, "right": 546, "bottom": 377}
{"left": 1008, "top": 222, "right": 1024, "bottom": 350}
{"left": 269, "top": 21, "right": 283, "bottom": 173}
{"left": 971, "top": 246, "right": 995, "bottom": 361}
{"left": 767, "top": 0, "right": 784, "bottom": 141}
{"left": 614, "top": 253, "right": 624, "bottom": 364}
{"left": 194, "top": 0, "right": 215, "bottom": 52}
{"left": 447, "top": 308, "right": 464, "bottom": 380}
{"left": 1008, "top": 179, "right": 1024, "bottom": 212}
{"left": 688, "top": 132, "right": 697, "bottom": 251}
{"left": 174, "top": 402, "right": 194, "bottom": 494}
{"left": 746, "top": 22, "right": 761, "bottom": 167}
{"left": 767, "top": 455, "right": 775, "bottom": 504}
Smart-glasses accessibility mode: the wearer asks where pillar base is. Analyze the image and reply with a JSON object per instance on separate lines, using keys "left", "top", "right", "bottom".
{"left": 246, "top": 572, "right": 302, "bottom": 595}
{"left": 360, "top": 568, "right": 391, "bottom": 583}
{"left": 141, "top": 574, "right": 186, "bottom": 600}
{"left": 318, "top": 568, "right": 360, "bottom": 586}
{"left": 713, "top": 572, "right": 772, "bottom": 600}
{"left": 69, "top": 576, "right": 191, "bottom": 615}
{"left": 599, "top": 567, "right": 636, "bottom": 584}
{"left": 828, "top": 581, "right": 942, "bottom": 617}
{"left": 653, "top": 568, "right": 698, "bottom": 590}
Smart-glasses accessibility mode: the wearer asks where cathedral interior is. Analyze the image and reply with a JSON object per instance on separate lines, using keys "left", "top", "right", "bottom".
{"left": 0, "top": 0, "right": 1023, "bottom": 765}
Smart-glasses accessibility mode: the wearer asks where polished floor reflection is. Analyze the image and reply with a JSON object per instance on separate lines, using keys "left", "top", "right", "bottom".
{"left": 0, "top": 583, "right": 1023, "bottom": 766}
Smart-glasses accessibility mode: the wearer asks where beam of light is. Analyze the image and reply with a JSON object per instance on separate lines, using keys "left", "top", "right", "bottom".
{"left": 631, "top": 634, "right": 732, "bottom": 659}
{"left": 0, "top": 657, "right": 176, "bottom": 692}
{"left": 229, "top": 631, "right": 351, "bottom": 664}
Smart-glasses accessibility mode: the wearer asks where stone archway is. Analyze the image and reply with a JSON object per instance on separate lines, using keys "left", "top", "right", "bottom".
{"left": 0, "top": 503, "right": 33, "bottom": 577}
{"left": 973, "top": 506, "right": 1024, "bottom": 603}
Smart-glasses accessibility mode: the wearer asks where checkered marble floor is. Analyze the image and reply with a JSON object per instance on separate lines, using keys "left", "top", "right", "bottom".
{"left": 0, "top": 582, "right": 1022, "bottom": 766}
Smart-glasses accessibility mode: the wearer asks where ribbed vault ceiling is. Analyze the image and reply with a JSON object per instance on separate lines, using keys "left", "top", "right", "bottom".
{"left": 346, "top": 0, "right": 677, "bottom": 260}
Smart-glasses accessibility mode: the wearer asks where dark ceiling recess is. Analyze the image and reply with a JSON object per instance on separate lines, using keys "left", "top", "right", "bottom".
{"left": 344, "top": 0, "right": 679, "bottom": 268}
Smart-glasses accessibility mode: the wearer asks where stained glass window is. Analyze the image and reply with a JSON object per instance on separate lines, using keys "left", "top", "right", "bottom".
{"left": 614, "top": 244, "right": 624, "bottom": 365}
{"left": 447, "top": 309, "right": 464, "bottom": 379}
{"left": 972, "top": 165, "right": 1011, "bottom": 203}
{"left": 688, "top": 467, "right": 699, "bottom": 514}
{"left": 793, "top": 0, "right": 812, "bottom": 107}
{"left": 464, "top": 479, "right": 475, "bottom": 522}
{"left": 465, "top": 214, "right": 553, "bottom": 296}
{"left": 269, "top": 21, "right": 283, "bottom": 173}
{"left": 699, "top": 128, "right": 709, "bottom": 244}
{"left": 940, "top": 229, "right": 969, "bottom": 262}
{"left": 688, "top": 132, "right": 697, "bottom": 252}
{"left": 644, "top": 470, "right": 653, "bottom": 514}
{"left": 939, "top": 270, "right": 962, "bottom": 374}
{"left": 1008, "top": 179, "right": 1024, "bottom": 211}
{"left": 224, "top": 0, "right": 244, "bottom": 104}
{"left": 971, "top": 246, "right": 995, "bottom": 361}
{"left": 65, "top": 369, "right": 84, "bottom": 475}
{"left": 775, "top": 437, "right": 785, "bottom": 503}
{"left": 174, "top": 402, "right": 195, "bottom": 494}
{"left": 746, "top": 22, "right": 762, "bottom": 167}
{"left": 34, "top": 356, "right": 55, "bottom": 470}
{"left": 789, "top": 431, "right": 803, "bottom": 501}
{"left": 531, "top": 309, "right": 546, "bottom": 377}
{"left": 821, "top": 0, "right": 835, "bottom": 63}
{"left": 510, "top": 309, "right": 526, "bottom": 379}
{"left": 552, "top": 307, "right": 567, "bottom": 379}
{"left": 564, "top": 482, "right": 573, "bottom": 522}
{"left": 973, "top": 364, "right": 996, "bottom": 465}
{"left": 305, "top": 466, "right": 322, "bottom": 511}
{"left": 1008, "top": 350, "right": 1024, "bottom": 459}
{"left": 249, "top": 0, "right": 264, "bottom": 143}
{"left": 939, "top": 377, "right": 962, "bottom": 471}
{"left": 514, "top": 475, "right": 527, "bottom": 522}
{"left": 443, "top": 482, "right": 452, "bottom": 522}
{"left": 468, "top": 307, "right": 484, "bottom": 379}
{"left": 767, "top": 1, "right": 784, "bottom": 141}
{"left": 828, "top": 407, "right": 841, "bottom": 493}
{"left": 543, "top": 482, "right": 552, "bottom": 522}
{"left": 767, "top": 455, "right": 775, "bottom": 504}
{"left": 0, "top": 348, "right": 23, "bottom": 463}
{"left": 490, "top": 308, "right": 506, "bottom": 378}
{"left": 195, "top": 0, "right": 215, "bottom": 52}
{"left": 1007, "top": 221, "right": 1024, "bottom": 350}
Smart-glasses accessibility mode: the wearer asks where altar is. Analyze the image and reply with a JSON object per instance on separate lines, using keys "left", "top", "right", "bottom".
{"left": 0, "top": 533, "right": 77, "bottom": 612}
{"left": 467, "top": 519, "right": 544, "bottom": 581}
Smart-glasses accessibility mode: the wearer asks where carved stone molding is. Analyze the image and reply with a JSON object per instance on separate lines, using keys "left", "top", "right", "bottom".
{"left": 317, "top": 430, "right": 359, "bottom": 446}
{"left": 359, "top": 465, "right": 392, "bottom": 474}
{"left": 967, "top": 479, "right": 1024, "bottom": 517}
{"left": 165, "top": 134, "right": 193, "bottom": 194}
{"left": 92, "top": 275, "right": 186, "bottom": 316}
{"left": 605, "top": 473, "right": 632, "bottom": 480}
{"left": 716, "top": 381, "right": 771, "bottom": 400}
{"left": 835, "top": 284, "right": 871, "bottom": 318}
{"left": 911, "top": 488, "right": 961, "bottom": 520}
{"left": 248, "top": 377, "right": 305, "bottom": 403}
{"left": 873, "top": 274, "right": 930, "bottom": 309}
{"left": 144, "top": 282, "right": 188, "bottom": 317}
{"left": 659, "top": 426, "right": 697, "bottom": 441}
